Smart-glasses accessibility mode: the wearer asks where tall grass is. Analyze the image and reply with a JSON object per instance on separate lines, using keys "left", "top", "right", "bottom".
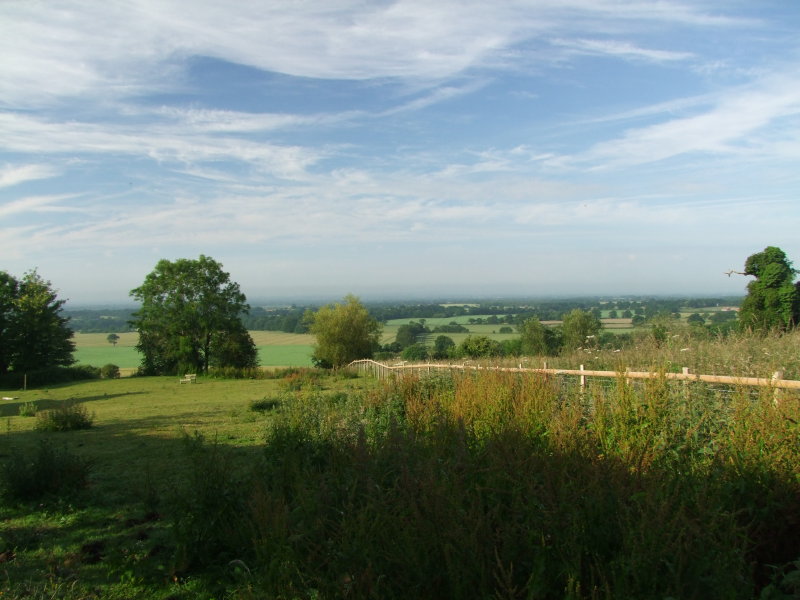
{"left": 167, "top": 369, "right": 800, "bottom": 599}
{"left": 512, "top": 326, "right": 800, "bottom": 380}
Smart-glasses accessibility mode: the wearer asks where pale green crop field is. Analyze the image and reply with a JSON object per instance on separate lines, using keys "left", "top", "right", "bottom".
{"left": 72, "top": 331, "right": 315, "bottom": 370}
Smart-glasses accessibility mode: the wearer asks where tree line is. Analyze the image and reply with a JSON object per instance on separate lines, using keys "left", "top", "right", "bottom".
{"left": 2, "top": 246, "right": 797, "bottom": 378}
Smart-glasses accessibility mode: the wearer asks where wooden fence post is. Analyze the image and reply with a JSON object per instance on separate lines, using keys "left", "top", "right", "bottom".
{"left": 772, "top": 369, "right": 785, "bottom": 405}
{"left": 682, "top": 367, "right": 690, "bottom": 399}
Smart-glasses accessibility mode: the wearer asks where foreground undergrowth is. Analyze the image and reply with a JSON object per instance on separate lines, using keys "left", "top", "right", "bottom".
{"left": 2, "top": 369, "right": 799, "bottom": 598}
{"left": 175, "top": 371, "right": 800, "bottom": 599}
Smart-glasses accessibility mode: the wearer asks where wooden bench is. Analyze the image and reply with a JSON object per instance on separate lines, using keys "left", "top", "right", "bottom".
{"left": 179, "top": 374, "right": 197, "bottom": 384}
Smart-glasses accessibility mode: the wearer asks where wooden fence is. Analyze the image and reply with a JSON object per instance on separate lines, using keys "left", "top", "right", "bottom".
{"left": 346, "top": 359, "right": 800, "bottom": 393}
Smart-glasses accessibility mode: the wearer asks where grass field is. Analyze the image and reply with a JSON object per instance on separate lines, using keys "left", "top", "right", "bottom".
{"left": 72, "top": 332, "right": 315, "bottom": 370}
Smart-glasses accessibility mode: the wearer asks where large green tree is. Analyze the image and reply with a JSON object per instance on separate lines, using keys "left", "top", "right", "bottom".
{"left": 561, "top": 308, "right": 601, "bottom": 351}
{"left": 130, "top": 255, "right": 257, "bottom": 375}
{"left": 518, "top": 316, "right": 556, "bottom": 356}
{"left": 738, "top": 246, "right": 800, "bottom": 331}
{"left": 309, "top": 295, "right": 381, "bottom": 368}
{"left": 0, "top": 272, "right": 18, "bottom": 374}
{"left": 0, "top": 270, "right": 75, "bottom": 374}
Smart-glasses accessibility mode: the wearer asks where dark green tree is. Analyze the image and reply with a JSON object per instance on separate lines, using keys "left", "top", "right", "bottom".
{"left": 686, "top": 313, "right": 705, "bottom": 326}
{"left": 309, "top": 295, "right": 381, "bottom": 368}
{"left": 0, "top": 270, "right": 75, "bottom": 374}
{"left": 401, "top": 343, "right": 429, "bottom": 361}
{"left": 432, "top": 335, "right": 455, "bottom": 359}
{"left": 130, "top": 255, "right": 256, "bottom": 375}
{"left": 456, "top": 335, "right": 501, "bottom": 358}
{"left": 107, "top": 333, "right": 120, "bottom": 346}
{"left": 561, "top": 309, "right": 601, "bottom": 351}
{"left": 395, "top": 321, "right": 429, "bottom": 349}
{"left": 518, "top": 317, "right": 550, "bottom": 356}
{"left": 738, "top": 246, "right": 800, "bottom": 331}
{"left": 0, "top": 272, "right": 18, "bottom": 374}
{"left": 209, "top": 324, "right": 258, "bottom": 369}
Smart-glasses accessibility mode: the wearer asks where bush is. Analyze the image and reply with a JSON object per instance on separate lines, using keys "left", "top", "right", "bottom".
{"left": 249, "top": 397, "right": 282, "bottom": 412}
{"left": 100, "top": 363, "right": 120, "bottom": 379}
{"left": 35, "top": 401, "right": 94, "bottom": 432}
{"left": 19, "top": 402, "right": 36, "bottom": 417}
{"left": 1, "top": 440, "right": 91, "bottom": 502}
{"left": 18, "top": 401, "right": 37, "bottom": 417}
{"left": 281, "top": 369, "right": 323, "bottom": 391}
{"left": 0, "top": 365, "right": 100, "bottom": 389}
{"left": 402, "top": 343, "right": 429, "bottom": 361}
{"left": 169, "top": 433, "right": 250, "bottom": 571}
{"left": 208, "top": 366, "right": 267, "bottom": 379}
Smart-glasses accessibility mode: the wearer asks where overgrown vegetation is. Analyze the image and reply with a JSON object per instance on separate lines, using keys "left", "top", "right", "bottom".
{"left": 1, "top": 440, "right": 91, "bottom": 502}
{"left": 160, "top": 370, "right": 800, "bottom": 599}
{"left": 1, "top": 331, "right": 798, "bottom": 599}
{"left": 0, "top": 364, "right": 100, "bottom": 388}
{"left": 34, "top": 400, "right": 94, "bottom": 432}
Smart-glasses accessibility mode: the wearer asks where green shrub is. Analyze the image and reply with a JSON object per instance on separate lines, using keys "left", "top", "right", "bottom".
{"left": 100, "top": 363, "right": 120, "bottom": 379}
{"left": 249, "top": 397, "right": 282, "bottom": 412}
{"left": 208, "top": 366, "right": 267, "bottom": 379}
{"left": 1, "top": 440, "right": 91, "bottom": 502}
{"left": 18, "top": 401, "right": 37, "bottom": 417}
{"left": 0, "top": 365, "right": 101, "bottom": 389}
{"left": 169, "top": 433, "right": 251, "bottom": 572}
{"left": 35, "top": 401, "right": 94, "bottom": 432}
{"left": 281, "top": 369, "right": 323, "bottom": 391}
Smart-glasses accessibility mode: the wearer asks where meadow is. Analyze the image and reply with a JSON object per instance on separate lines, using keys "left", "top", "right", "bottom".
{"left": 2, "top": 329, "right": 799, "bottom": 599}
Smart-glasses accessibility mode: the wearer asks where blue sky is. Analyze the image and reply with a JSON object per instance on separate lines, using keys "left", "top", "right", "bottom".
{"left": 1, "top": 1, "right": 799, "bottom": 305}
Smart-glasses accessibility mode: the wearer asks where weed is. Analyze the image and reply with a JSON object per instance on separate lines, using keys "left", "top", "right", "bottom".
{"left": 249, "top": 397, "right": 282, "bottom": 412}
{"left": 281, "top": 369, "right": 323, "bottom": 391}
{"left": 34, "top": 400, "right": 94, "bottom": 432}
{"left": 0, "top": 440, "right": 91, "bottom": 502}
{"left": 100, "top": 363, "right": 120, "bottom": 379}
{"left": 18, "top": 401, "right": 37, "bottom": 417}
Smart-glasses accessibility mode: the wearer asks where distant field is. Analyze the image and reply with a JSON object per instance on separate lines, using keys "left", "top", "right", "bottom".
{"left": 73, "top": 331, "right": 314, "bottom": 369}
{"left": 258, "top": 345, "right": 314, "bottom": 367}
{"left": 385, "top": 315, "right": 500, "bottom": 327}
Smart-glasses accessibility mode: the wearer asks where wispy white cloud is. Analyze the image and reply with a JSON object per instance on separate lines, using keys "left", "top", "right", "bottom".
{"left": 0, "top": 194, "right": 77, "bottom": 218}
{"left": 0, "top": 112, "right": 323, "bottom": 180}
{"left": 0, "top": 164, "right": 61, "bottom": 188}
{"left": 552, "top": 38, "right": 693, "bottom": 62}
{"left": 559, "top": 72, "right": 800, "bottom": 169}
{"left": 0, "top": 0, "right": 748, "bottom": 107}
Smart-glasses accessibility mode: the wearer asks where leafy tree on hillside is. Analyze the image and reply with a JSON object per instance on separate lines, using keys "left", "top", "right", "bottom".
{"left": 0, "top": 270, "right": 75, "bottom": 374}
{"left": 737, "top": 246, "right": 800, "bottom": 331}
{"left": 518, "top": 317, "right": 551, "bottom": 356}
{"left": 395, "top": 321, "right": 429, "bottom": 349}
{"left": 107, "top": 333, "right": 120, "bottom": 346}
{"left": 456, "top": 335, "right": 501, "bottom": 359}
{"left": 686, "top": 313, "right": 705, "bottom": 326}
{"left": 209, "top": 325, "right": 259, "bottom": 369}
{"left": 561, "top": 309, "right": 601, "bottom": 351}
{"left": 309, "top": 295, "right": 381, "bottom": 368}
{"left": 432, "top": 335, "right": 455, "bottom": 359}
{"left": 130, "top": 255, "right": 257, "bottom": 375}
{"left": 402, "top": 343, "right": 429, "bottom": 361}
